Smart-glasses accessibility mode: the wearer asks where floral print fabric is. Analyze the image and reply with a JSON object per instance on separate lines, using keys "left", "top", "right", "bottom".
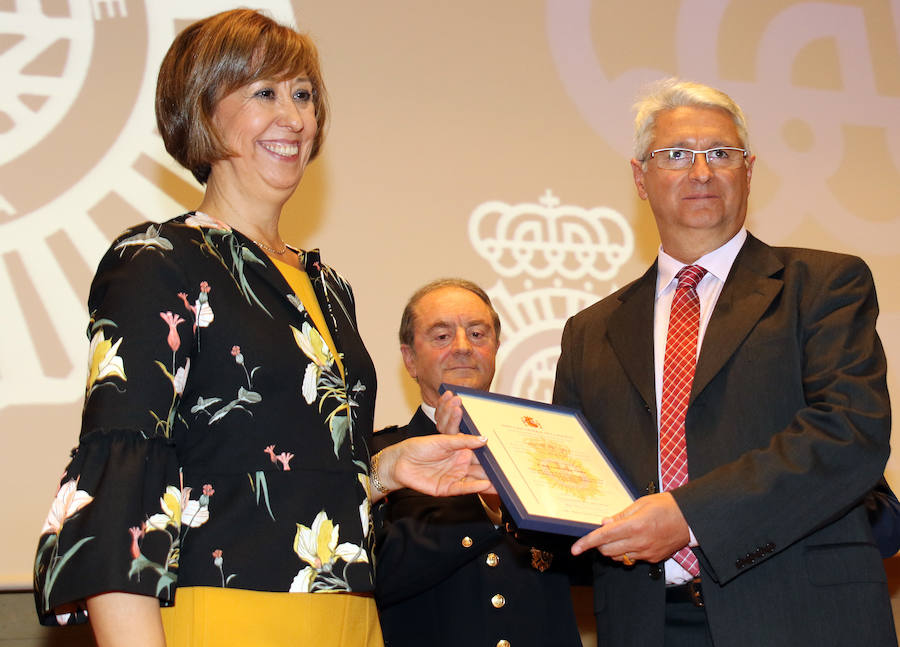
{"left": 34, "top": 213, "right": 378, "bottom": 625}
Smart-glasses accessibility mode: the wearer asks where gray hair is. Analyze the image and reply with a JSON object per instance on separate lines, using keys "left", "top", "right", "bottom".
{"left": 399, "top": 278, "right": 501, "bottom": 347}
{"left": 633, "top": 78, "right": 751, "bottom": 163}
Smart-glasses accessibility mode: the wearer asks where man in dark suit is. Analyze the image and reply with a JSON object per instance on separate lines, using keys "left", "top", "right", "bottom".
{"left": 374, "top": 279, "right": 582, "bottom": 647}
{"left": 549, "top": 78, "right": 896, "bottom": 646}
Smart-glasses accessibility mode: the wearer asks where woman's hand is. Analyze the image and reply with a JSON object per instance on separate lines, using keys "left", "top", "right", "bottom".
{"left": 372, "top": 433, "right": 492, "bottom": 501}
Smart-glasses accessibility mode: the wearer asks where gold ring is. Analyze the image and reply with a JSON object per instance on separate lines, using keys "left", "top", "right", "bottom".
{"left": 622, "top": 553, "right": 634, "bottom": 566}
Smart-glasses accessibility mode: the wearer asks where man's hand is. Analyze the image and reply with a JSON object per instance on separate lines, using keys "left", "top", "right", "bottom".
{"left": 434, "top": 389, "right": 464, "bottom": 435}
{"left": 571, "top": 492, "right": 691, "bottom": 564}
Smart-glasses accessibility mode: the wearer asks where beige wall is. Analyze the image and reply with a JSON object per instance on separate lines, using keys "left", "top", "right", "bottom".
{"left": 2, "top": 0, "right": 899, "bottom": 587}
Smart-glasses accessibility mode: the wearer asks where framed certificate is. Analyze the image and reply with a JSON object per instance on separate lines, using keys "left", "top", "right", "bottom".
{"left": 441, "top": 384, "right": 639, "bottom": 537}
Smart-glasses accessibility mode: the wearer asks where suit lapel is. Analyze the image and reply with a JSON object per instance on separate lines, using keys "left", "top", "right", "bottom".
{"left": 608, "top": 264, "right": 658, "bottom": 412}
{"left": 301, "top": 249, "right": 342, "bottom": 343}
{"left": 607, "top": 265, "right": 662, "bottom": 493}
{"left": 605, "top": 236, "right": 785, "bottom": 411}
{"left": 196, "top": 214, "right": 307, "bottom": 320}
{"left": 234, "top": 242, "right": 349, "bottom": 362}
{"left": 692, "top": 235, "right": 784, "bottom": 399}
{"left": 198, "top": 223, "right": 355, "bottom": 389}
{"left": 406, "top": 407, "right": 438, "bottom": 438}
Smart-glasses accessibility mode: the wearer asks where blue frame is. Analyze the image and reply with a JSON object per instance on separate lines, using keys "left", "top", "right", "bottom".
{"left": 440, "top": 383, "right": 640, "bottom": 537}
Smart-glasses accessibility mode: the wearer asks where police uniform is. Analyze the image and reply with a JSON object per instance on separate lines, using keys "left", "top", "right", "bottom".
{"left": 373, "top": 407, "right": 583, "bottom": 647}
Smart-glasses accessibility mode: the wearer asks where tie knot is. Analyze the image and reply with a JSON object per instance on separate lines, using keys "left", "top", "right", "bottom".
{"left": 676, "top": 265, "right": 707, "bottom": 290}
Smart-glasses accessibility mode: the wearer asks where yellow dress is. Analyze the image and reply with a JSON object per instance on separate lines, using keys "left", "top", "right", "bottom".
{"left": 271, "top": 256, "right": 345, "bottom": 379}
{"left": 161, "top": 587, "right": 382, "bottom": 646}
{"left": 161, "top": 257, "right": 381, "bottom": 647}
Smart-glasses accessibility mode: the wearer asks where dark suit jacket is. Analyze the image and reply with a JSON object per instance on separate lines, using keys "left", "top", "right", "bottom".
{"left": 553, "top": 234, "right": 895, "bottom": 647}
{"left": 373, "top": 408, "right": 582, "bottom": 647}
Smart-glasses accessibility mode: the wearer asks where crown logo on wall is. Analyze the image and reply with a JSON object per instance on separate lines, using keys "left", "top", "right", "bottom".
{"left": 468, "top": 190, "right": 634, "bottom": 403}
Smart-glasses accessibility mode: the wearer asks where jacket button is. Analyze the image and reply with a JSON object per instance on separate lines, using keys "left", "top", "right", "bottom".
{"left": 649, "top": 564, "right": 663, "bottom": 579}
{"left": 461, "top": 536, "right": 473, "bottom": 548}
{"left": 497, "top": 641, "right": 511, "bottom": 647}
{"left": 491, "top": 594, "right": 506, "bottom": 608}
{"left": 486, "top": 553, "right": 500, "bottom": 567}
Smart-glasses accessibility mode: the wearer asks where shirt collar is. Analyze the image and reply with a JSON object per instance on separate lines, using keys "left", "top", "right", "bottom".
{"left": 656, "top": 228, "right": 747, "bottom": 297}
{"left": 421, "top": 403, "right": 437, "bottom": 423}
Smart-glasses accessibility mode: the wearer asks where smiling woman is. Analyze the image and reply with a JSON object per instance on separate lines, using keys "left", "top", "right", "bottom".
{"left": 32, "top": 9, "right": 491, "bottom": 647}
{"left": 154, "top": 9, "right": 329, "bottom": 187}
{"left": 204, "top": 75, "right": 318, "bottom": 211}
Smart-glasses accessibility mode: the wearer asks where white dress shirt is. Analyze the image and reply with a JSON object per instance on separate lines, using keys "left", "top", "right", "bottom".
{"left": 653, "top": 228, "right": 747, "bottom": 584}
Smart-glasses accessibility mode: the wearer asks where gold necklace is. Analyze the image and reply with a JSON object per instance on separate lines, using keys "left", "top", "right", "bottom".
{"left": 251, "top": 238, "right": 288, "bottom": 255}
{"left": 192, "top": 210, "right": 289, "bottom": 255}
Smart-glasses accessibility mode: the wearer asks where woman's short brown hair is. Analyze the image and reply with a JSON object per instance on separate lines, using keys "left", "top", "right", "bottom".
{"left": 155, "top": 9, "right": 329, "bottom": 184}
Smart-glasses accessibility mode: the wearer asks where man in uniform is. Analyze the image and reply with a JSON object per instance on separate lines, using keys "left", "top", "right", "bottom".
{"left": 374, "top": 278, "right": 582, "bottom": 647}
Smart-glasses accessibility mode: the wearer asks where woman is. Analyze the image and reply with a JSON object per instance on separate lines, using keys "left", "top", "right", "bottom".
{"left": 34, "top": 9, "right": 488, "bottom": 646}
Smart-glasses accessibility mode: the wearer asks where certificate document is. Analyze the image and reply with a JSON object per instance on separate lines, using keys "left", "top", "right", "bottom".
{"left": 443, "top": 384, "right": 638, "bottom": 536}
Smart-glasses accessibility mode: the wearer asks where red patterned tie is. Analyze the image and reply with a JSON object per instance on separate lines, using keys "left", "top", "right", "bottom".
{"left": 660, "top": 264, "right": 707, "bottom": 576}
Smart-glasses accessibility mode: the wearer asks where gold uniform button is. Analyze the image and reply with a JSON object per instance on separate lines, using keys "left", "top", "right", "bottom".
{"left": 497, "top": 641, "right": 511, "bottom": 647}
{"left": 491, "top": 594, "right": 506, "bottom": 608}
{"left": 486, "top": 553, "right": 500, "bottom": 567}
{"left": 461, "top": 536, "right": 473, "bottom": 548}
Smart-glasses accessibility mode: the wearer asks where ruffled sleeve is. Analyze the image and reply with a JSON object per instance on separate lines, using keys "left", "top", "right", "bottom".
{"left": 34, "top": 433, "right": 181, "bottom": 625}
{"left": 34, "top": 221, "right": 196, "bottom": 625}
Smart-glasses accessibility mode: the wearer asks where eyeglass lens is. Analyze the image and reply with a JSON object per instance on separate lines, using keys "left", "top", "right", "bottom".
{"left": 653, "top": 148, "right": 745, "bottom": 170}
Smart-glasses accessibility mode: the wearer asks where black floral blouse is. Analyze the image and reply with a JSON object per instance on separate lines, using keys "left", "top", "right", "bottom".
{"left": 34, "top": 212, "right": 378, "bottom": 626}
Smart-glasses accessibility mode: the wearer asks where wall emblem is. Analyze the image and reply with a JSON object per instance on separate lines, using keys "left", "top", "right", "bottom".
{"left": 545, "top": 0, "right": 900, "bottom": 250}
{"left": 0, "top": 1, "right": 294, "bottom": 409}
{"left": 469, "top": 190, "right": 634, "bottom": 402}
